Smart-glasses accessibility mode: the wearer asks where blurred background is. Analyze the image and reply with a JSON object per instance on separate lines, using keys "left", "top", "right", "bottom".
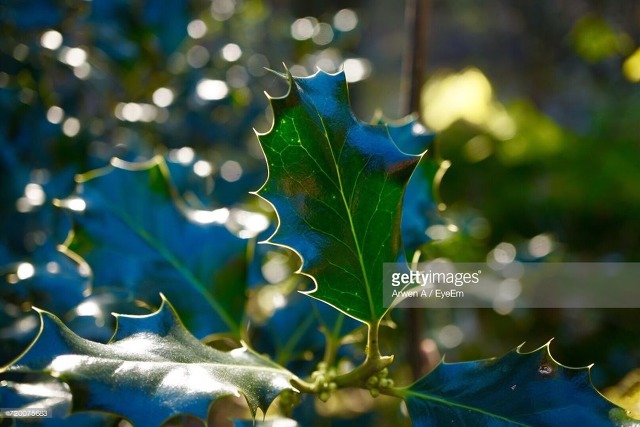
{"left": 1, "top": 0, "right": 640, "bottom": 425}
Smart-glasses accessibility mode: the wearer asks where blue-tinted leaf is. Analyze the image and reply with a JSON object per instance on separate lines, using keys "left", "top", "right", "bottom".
{"left": 402, "top": 343, "right": 631, "bottom": 426}
{"left": 251, "top": 289, "right": 359, "bottom": 370}
{"left": 383, "top": 118, "right": 444, "bottom": 255}
{"left": 57, "top": 157, "right": 247, "bottom": 338}
{"left": 65, "top": 289, "right": 150, "bottom": 344}
{"left": 0, "top": 378, "right": 118, "bottom": 426}
{"left": 2, "top": 296, "right": 296, "bottom": 425}
{"left": 1, "top": 245, "right": 89, "bottom": 316}
{"left": 0, "top": 308, "right": 39, "bottom": 367}
{"left": 0, "top": 243, "right": 88, "bottom": 365}
{"left": 1, "top": 0, "right": 65, "bottom": 29}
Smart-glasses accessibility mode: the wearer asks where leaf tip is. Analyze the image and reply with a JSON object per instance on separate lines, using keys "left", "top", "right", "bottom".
{"left": 264, "top": 66, "right": 288, "bottom": 80}
{"left": 31, "top": 305, "right": 46, "bottom": 315}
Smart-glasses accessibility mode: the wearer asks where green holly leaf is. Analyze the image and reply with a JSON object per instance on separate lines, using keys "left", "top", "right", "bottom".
{"left": 400, "top": 343, "right": 632, "bottom": 426}
{"left": 255, "top": 70, "right": 423, "bottom": 324}
{"left": 56, "top": 156, "right": 247, "bottom": 338}
{"left": 2, "top": 296, "right": 296, "bottom": 426}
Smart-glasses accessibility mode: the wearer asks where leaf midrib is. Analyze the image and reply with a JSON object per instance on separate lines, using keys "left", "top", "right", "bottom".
{"left": 315, "top": 112, "right": 376, "bottom": 323}
{"left": 402, "top": 388, "right": 529, "bottom": 426}
{"left": 52, "top": 357, "right": 292, "bottom": 375}
{"left": 92, "top": 199, "right": 239, "bottom": 333}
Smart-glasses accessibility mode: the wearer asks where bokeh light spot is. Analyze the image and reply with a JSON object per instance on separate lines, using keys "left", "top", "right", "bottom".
{"left": 291, "top": 17, "right": 316, "bottom": 41}
{"left": 220, "top": 160, "right": 243, "bottom": 182}
{"left": 46, "top": 106, "right": 64, "bottom": 124}
{"left": 40, "top": 30, "right": 63, "bottom": 50}
{"left": 221, "top": 43, "right": 242, "bottom": 62}
{"left": 17, "top": 263, "right": 35, "bottom": 280}
{"left": 196, "top": 79, "right": 229, "bottom": 101}
{"left": 312, "top": 23, "right": 334, "bottom": 45}
{"left": 152, "top": 88, "right": 174, "bottom": 108}
{"left": 187, "top": 19, "right": 207, "bottom": 39}
{"left": 333, "top": 9, "right": 358, "bottom": 32}
{"left": 623, "top": 48, "right": 640, "bottom": 82}
{"left": 528, "top": 234, "right": 553, "bottom": 258}
{"left": 187, "top": 45, "right": 210, "bottom": 68}
{"left": 63, "top": 47, "right": 87, "bottom": 67}
{"left": 343, "top": 58, "right": 371, "bottom": 82}
{"left": 193, "top": 160, "right": 213, "bottom": 177}
{"left": 62, "top": 117, "right": 80, "bottom": 137}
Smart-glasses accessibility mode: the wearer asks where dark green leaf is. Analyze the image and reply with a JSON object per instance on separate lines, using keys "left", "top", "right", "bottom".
{"left": 2, "top": 296, "right": 296, "bottom": 426}
{"left": 401, "top": 343, "right": 631, "bottom": 426}
{"left": 57, "top": 157, "right": 247, "bottom": 338}
{"left": 255, "top": 70, "right": 423, "bottom": 324}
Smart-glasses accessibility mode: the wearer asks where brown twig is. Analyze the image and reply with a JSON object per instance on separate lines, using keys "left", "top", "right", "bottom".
{"left": 400, "top": 0, "right": 433, "bottom": 380}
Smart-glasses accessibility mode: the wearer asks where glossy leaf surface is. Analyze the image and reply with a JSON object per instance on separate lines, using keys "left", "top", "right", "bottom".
{"left": 58, "top": 157, "right": 247, "bottom": 338}
{"left": 0, "top": 378, "right": 118, "bottom": 426}
{"left": 382, "top": 117, "right": 443, "bottom": 255}
{"left": 256, "top": 71, "right": 422, "bottom": 324}
{"left": 2, "top": 296, "right": 296, "bottom": 426}
{"left": 402, "top": 343, "right": 630, "bottom": 426}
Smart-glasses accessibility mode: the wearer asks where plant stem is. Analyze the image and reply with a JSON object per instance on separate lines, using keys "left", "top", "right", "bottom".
{"left": 321, "top": 313, "right": 344, "bottom": 367}
{"left": 401, "top": 0, "right": 432, "bottom": 380}
{"left": 333, "top": 321, "right": 393, "bottom": 387}
{"left": 400, "top": 0, "right": 431, "bottom": 117}
{"left": 290, "top": 321, "right": 393, "bottom": 393}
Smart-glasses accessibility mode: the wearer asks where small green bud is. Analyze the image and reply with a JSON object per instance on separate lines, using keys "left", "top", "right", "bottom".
{"left": 369, "top": 388, "right": 380, "bottom": 398}
{"left": 319, "top": 391, "right": 330, "bottom": 402}
{"left": 366, "top": 376, "right": 378, "bottom": 387}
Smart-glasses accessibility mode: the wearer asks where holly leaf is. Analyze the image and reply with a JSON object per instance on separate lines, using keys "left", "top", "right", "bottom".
{"left": 56, "top": 156, "right": 247, "bottom": 338}
{"left": 255, "top": 70, "right": 423, "bottom": 324}
{"left": 2, "top": 296, "right": 296, "bottom": 426}
{"left": 379, "top": 116, "right": 445, "bottom": 255}
{"left": 0, "top": 378, "right": 119, "bottom": 426}
{"left": 400, "top": 343, "right": 632, "bottom": 426}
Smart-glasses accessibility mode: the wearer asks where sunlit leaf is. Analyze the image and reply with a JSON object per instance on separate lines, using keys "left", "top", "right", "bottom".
{"left": 57, "top": 157, "right": 247, "bottom": 338}
{"left": 0, "top": 378, "right": 119, "bottom": 426}
{"left": 605, "top": 368, "right": 640, "bottom": 420}
{"left": 2, "top": 296, "right": 296, "bottom": 425}
{"left": 255, "top": 70, "right": 423, "bottom": 324}
{"left": 401, "top": 343, "right": 632, "bottom": 426}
